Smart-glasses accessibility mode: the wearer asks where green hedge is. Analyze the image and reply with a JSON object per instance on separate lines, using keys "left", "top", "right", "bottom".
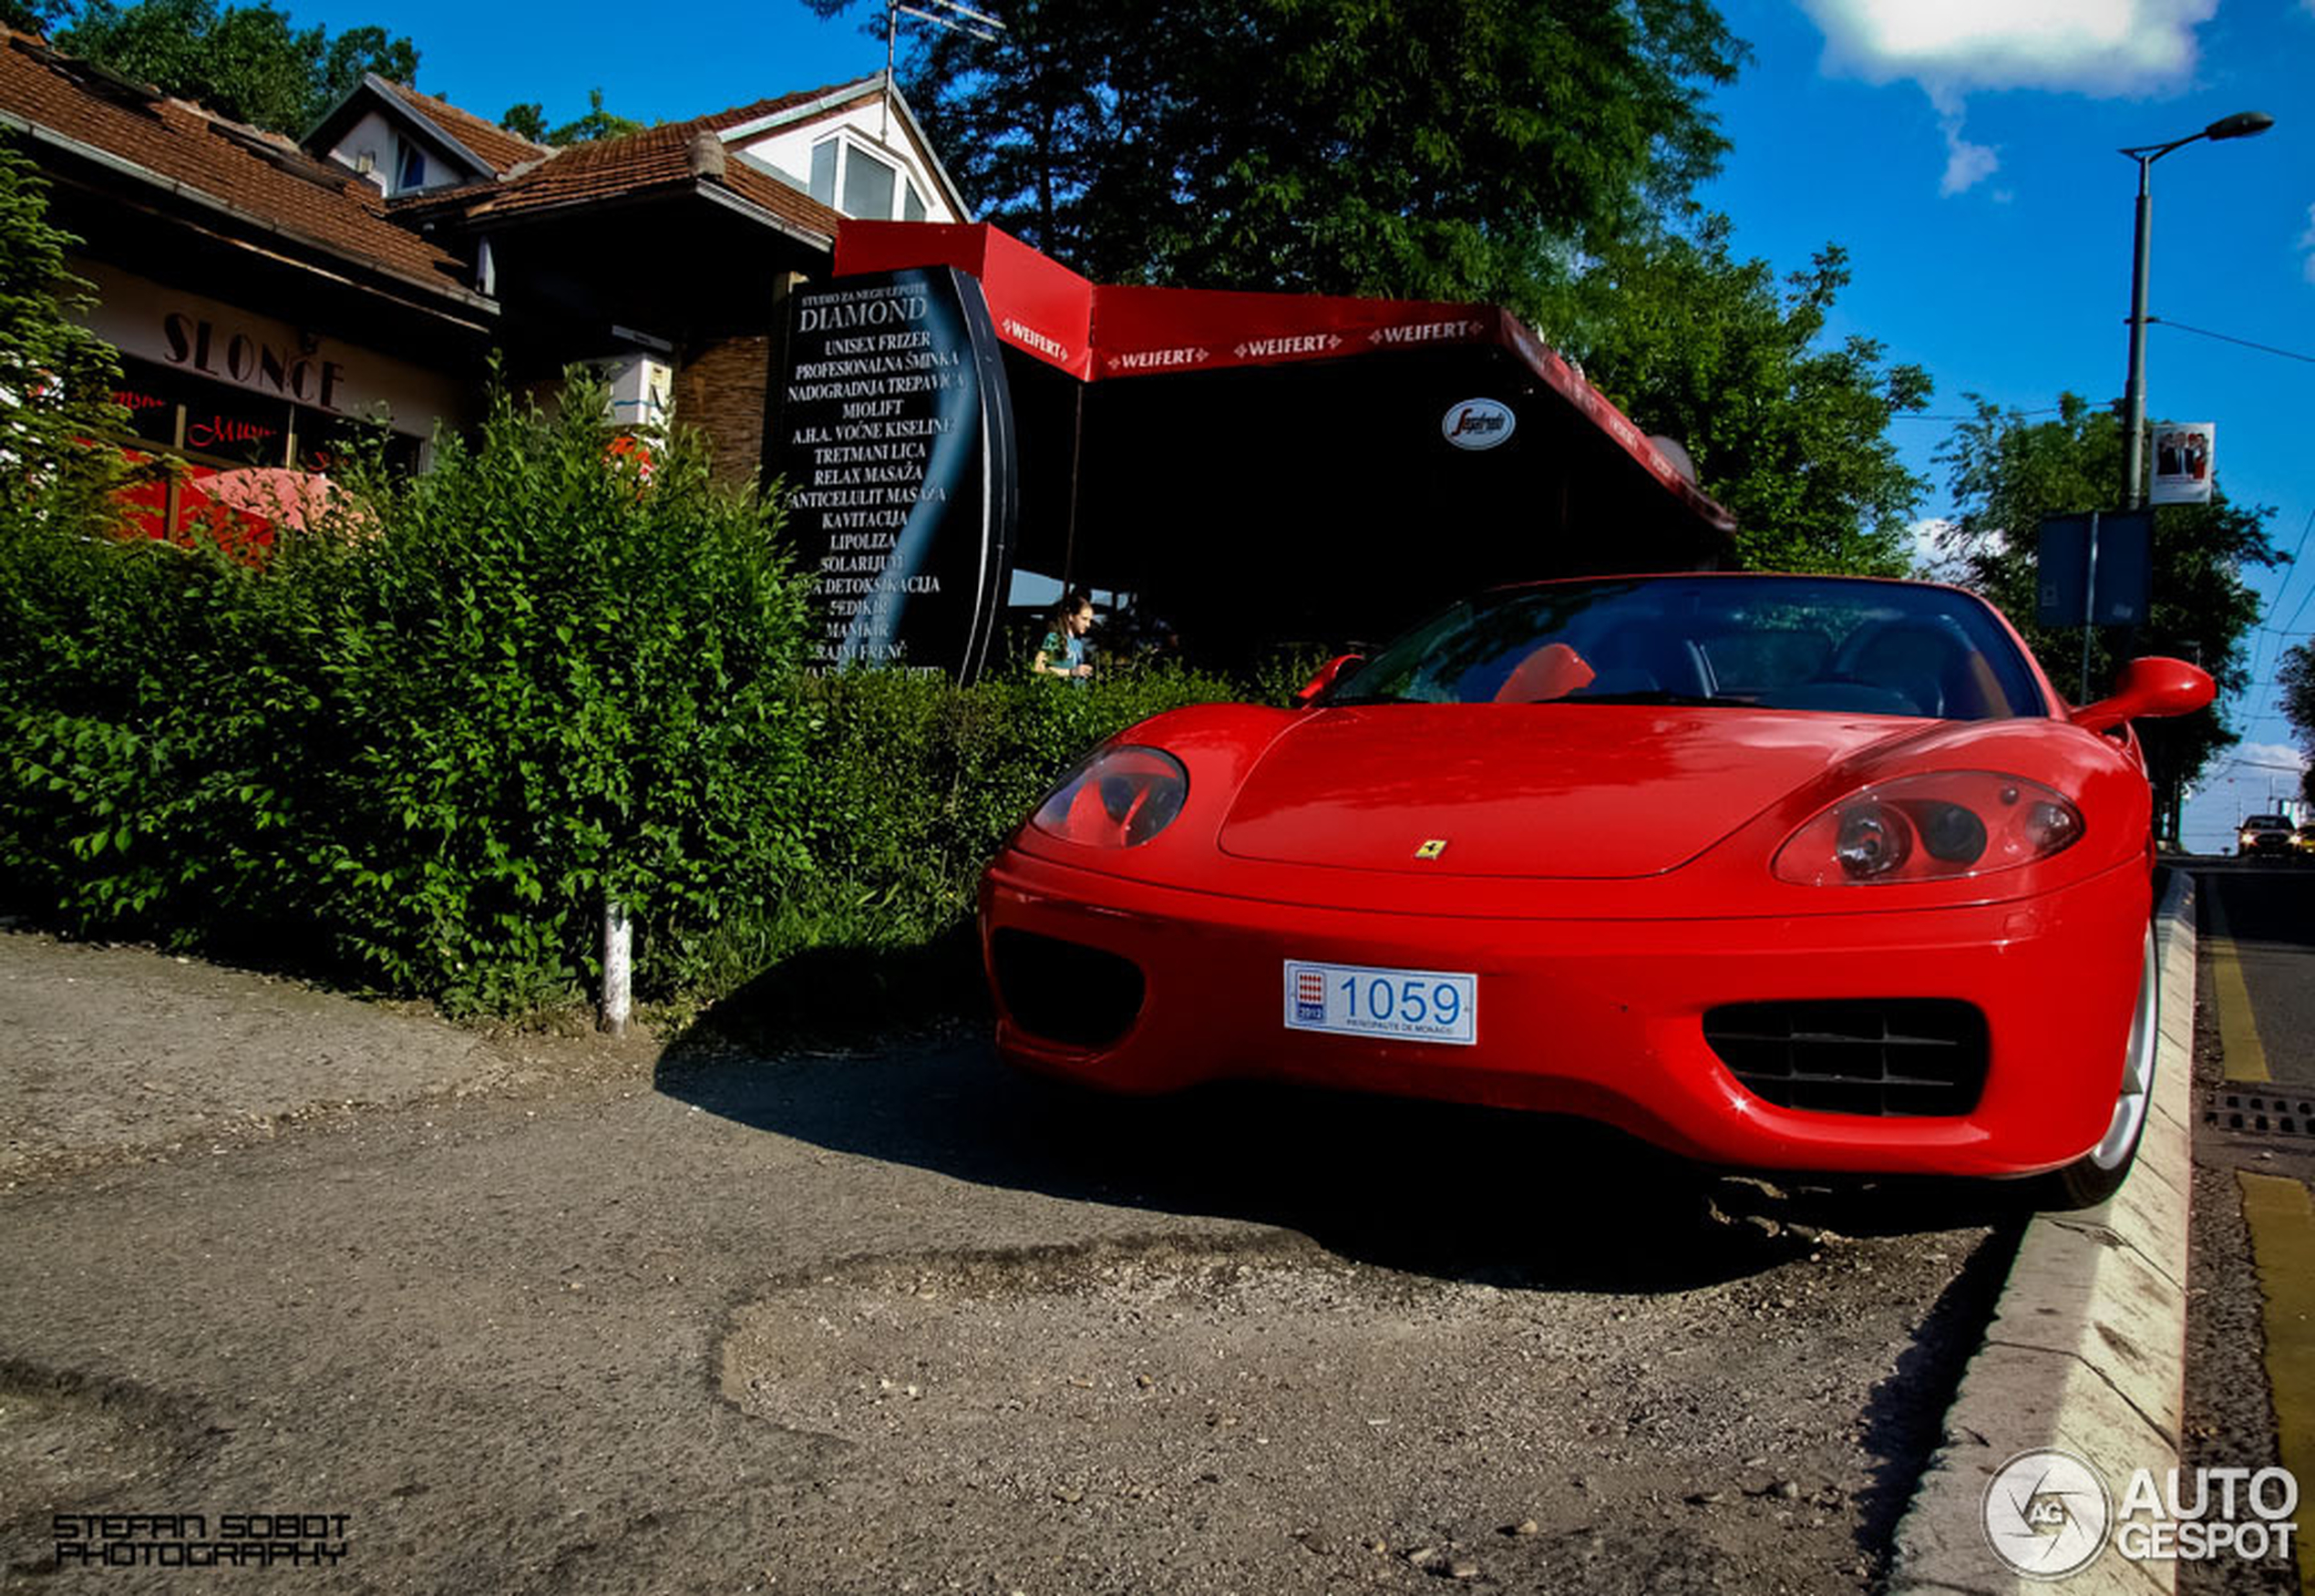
{"left": 0, "top": 376, "right": 1246, "bottom": 1018}
{"left": 1, "top": 379, "right": 819, "bottom": 1014}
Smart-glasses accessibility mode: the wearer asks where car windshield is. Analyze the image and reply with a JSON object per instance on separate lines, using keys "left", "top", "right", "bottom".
{"left": 1330, "top": 575, "right": 2046, "bottom": 721}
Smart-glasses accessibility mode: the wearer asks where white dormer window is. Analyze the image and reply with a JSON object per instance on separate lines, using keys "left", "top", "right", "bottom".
{"left": 804, "top": 133, "right": 932, "bottom": 221}
{"left": 396, "top": 142, "right": 427, "bottom": 191}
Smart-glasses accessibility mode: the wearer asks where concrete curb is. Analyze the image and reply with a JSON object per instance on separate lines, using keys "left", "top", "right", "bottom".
{"left": 1888, "top": 870, "right": 2196, "bottom": 1595}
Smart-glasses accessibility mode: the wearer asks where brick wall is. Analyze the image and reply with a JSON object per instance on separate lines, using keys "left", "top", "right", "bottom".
{"left": 674, "top": 335, "right": 771, "bottom": 488}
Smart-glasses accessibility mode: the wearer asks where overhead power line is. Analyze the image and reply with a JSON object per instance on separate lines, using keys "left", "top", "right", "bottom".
{"left": 2151, "top": 316, "right": 2315, "bottom": 366}
{"left": 1893, "top": 407, "right": 2063, "bottom": 423}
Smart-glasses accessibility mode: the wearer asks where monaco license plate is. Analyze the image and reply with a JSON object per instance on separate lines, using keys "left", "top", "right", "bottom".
{"left": 1282, "top": 960, "right": 1477, "bottom": 1046}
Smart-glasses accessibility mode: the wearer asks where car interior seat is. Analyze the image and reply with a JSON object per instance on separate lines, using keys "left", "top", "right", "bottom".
{"left": 1827, "top": 619, "right": 1977, "bottom": 717}
{"left": 1580, "top": 622, "right": 1708, "bottom": 698}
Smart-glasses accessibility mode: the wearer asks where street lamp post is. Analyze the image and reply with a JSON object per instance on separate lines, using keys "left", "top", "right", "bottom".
{"left": 2119, "top": 110, "right": 2273, "bottom": 509}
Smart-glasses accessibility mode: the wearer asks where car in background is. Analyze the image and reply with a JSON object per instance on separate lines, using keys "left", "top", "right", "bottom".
{"left": 2238, "top": 815, "right": 2296, "bottom": 858}
{"left": 981, "top": 572, "right": 2216, "bottom": 1209}
{"left": 2297, "top": 823, "right": 2315, "bottom": 860}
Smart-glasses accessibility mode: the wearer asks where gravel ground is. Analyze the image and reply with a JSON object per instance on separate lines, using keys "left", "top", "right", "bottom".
{"left": 0, "top": 931, "right": 2015, "bottom": 1593}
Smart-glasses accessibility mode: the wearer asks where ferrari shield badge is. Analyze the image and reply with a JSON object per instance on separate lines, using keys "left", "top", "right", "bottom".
{"left": 1414, "top": 839, "right": 1448, "bottom": 860}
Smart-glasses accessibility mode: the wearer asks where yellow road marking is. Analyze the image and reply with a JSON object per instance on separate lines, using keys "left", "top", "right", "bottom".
{"left": 2238, "top": 1172, "right": 2315, "bottom": 1596}
{"left": 2208, "top": 889, "right": 2273, "bottom": 1084}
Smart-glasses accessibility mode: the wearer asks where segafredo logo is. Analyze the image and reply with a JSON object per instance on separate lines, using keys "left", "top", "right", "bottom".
{"left": 1441, "top": 398, "right": 1515, "bottom": 450}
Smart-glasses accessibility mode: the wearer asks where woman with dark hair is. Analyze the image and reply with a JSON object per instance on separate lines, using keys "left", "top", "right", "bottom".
{"left": 1034, "top": 593, "right": 1096, "bottom": 682}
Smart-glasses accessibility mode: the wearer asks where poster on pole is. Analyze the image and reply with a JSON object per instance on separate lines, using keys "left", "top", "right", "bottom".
{"left": 2149, "top": 421, "right": 2214, "bottom": 505}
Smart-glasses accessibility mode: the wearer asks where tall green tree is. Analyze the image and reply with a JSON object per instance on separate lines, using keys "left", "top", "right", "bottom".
{"left": 544, "top": 88, "right": 642, "bottom": 147}
{"left": 1935, "top": 393, "right": 2282, "bottom": 835}
{"left": 500, "top": 89, "right": 642, "bottom": 148}
{"left": 1, "top": 0, "right": 71, "bottom": 33}
{"left": 499, "top": 102, "right": 549, "bottom": 142}
{"left": 2279, "top": 642, "right": 2315, "bottom": 805}
{"left": 51, "top": 0, "right": 417, "bottom": 135}
{"left": 1534, "top": 220, "right": 1931, "bottom": 572}
{"left": 831, "top": 0, "right": 1744, "bottom": 310}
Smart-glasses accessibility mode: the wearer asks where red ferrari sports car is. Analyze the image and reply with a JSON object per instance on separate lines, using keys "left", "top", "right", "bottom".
{"left": 979, "top": 573, "right": 2213, "bottom": 1207}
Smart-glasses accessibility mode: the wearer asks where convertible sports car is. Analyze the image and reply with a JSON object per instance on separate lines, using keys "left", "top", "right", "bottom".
{"left": 978, "top": 573, "right": 2213, "bottom": 1207}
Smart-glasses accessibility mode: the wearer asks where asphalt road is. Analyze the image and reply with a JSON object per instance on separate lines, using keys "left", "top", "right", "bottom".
{"left": 0, "top": 932, "right": 2015, "bottom": 1594}
{"left": 2180, "top": 859, "right": 2313, "bottom": 1596}
{"left": 2197, "top": 859, "right": 2315, "bottom": 1089}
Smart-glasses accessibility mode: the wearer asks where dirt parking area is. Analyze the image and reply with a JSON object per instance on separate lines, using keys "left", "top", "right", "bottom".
{"left": 0, "top": 932, "right": 2014, "bottom": 1593}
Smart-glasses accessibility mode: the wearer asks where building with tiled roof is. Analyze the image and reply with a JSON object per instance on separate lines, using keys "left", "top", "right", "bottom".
{"left": 338, "top": 76, "right": 550, "bottom": 182}
{"left": 0, "top": 26, "right": 972, "bottom": 529}
{"left": 4, "top": 26, "right": 1733, "bottom": 682}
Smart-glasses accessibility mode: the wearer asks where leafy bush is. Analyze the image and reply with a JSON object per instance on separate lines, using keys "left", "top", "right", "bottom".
{"left": 0, "top": 134, "right": 129, "bottom": 523}
{"left": 0, "top": 376, "right": 818, "bottom": 1014}
{"left": 319, "top": 386, "right": 821, "bottom": 1011}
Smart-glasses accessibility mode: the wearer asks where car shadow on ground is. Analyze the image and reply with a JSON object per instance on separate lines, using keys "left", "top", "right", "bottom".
{"left": 656, "top": 937, "right": 2030, "bottom": 1297}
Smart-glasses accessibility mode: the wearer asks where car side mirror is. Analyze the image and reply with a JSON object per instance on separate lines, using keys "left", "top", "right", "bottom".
{"left": 1292, "top": 654, "right": 1364, "bottom": 707}
{"left": 2072, "top": 656, "right": 2214, "bottom": 734}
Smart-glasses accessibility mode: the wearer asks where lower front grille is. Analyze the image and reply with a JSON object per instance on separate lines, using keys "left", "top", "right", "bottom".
{"left": 990, "top": 928, "right": 1146, "bottom": 1049}
{"left": 1703, "top": 999, "right": 1989, "bottom": 1117}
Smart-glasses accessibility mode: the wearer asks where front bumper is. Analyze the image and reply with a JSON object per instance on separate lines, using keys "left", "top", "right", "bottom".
{"left": 979, "top": 850, "right": 2153, "bottom": 1179}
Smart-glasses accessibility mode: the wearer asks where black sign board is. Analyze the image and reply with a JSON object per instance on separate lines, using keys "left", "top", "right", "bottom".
{"left": 777, "top": 267, "right": 1017, "bottom": 682}
{"left": 2036, "top": 510, "right": 2153, "bottom": 628}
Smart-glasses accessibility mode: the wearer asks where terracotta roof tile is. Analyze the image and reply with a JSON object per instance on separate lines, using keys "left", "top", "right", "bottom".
{"left": 452, "top": 100, "right": 848, "bottom": 240}
{"left": 373, "top": 77, "right": 547, "bottom": 177}
{"left": 0, "top": 28, "right": 480, "bottom": 304}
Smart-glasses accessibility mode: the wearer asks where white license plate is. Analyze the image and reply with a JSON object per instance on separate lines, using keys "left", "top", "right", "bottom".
{"left": 1282, "top": 960, "right": 1477, "bottom": 1046}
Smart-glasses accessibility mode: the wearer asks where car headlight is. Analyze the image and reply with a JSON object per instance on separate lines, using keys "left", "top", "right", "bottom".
{"left": 1773, "top": 772, "right": 2084, "bottom": 886}
{"left": 1029, "top": 745, "right": 1189, "bottom": 849}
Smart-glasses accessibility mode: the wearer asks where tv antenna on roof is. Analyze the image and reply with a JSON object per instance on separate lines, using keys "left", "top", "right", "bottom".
{"left": 882, "top": 0, "right": 1003, "bottom": 139}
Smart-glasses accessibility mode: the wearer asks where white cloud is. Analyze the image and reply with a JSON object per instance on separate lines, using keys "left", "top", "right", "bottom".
{"left": 1798, "top": 0, "right": 2217, "bottom": 95}
{"left": 1909, "top": 517, "right": 1995, "bottom": 582}
{"left": 2237, "top": 742, "right": 2311, "bottom": 774}
{"left": 1931, "top": 86, "right": 2002, "bottom": 194}
{"left": 1908, "top": 517, "right": 1953, "bottom": 573}
{"left": 1798, "top": 2, "right": 2218, "bottom": 199}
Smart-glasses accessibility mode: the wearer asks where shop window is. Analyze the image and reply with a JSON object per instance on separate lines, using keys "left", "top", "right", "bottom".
{"left": 106, "top": 355, "right": 421, "bottom": 552}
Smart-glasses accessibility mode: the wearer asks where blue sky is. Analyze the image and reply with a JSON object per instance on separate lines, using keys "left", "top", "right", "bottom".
{"left": 298, "top": 0, "right": 2313, "bottom": 848}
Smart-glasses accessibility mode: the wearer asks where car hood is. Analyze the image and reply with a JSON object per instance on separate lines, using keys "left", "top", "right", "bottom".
{"left": 1215, "top": 704, "right": 1919, "bottom": 878}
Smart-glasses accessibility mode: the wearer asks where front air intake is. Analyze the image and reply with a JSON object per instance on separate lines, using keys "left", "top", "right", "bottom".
{"left": 991, "top": 929, "right": 1146, "bottom": 1050}
{"left": 1703, "top": 1000, "right": 1989, "bottom": 1117}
